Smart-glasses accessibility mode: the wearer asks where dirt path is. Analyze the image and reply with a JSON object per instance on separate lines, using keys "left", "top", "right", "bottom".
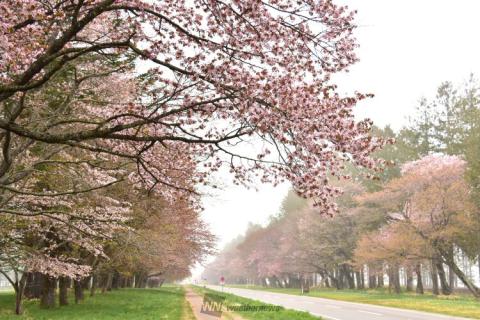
{"left": 184, "top": 287, "right": 245, "bottom": 320}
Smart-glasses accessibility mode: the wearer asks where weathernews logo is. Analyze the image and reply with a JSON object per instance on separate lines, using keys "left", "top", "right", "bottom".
{"left": 201, "top": 293, "right": 226, "bottom": 317}
{"left": 201, "top": 293, "right": 281, "bottom": 318}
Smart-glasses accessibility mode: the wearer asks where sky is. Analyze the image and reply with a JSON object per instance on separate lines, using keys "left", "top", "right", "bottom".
{"left": 192, "top": 0, "right": 480, "bottom": 279}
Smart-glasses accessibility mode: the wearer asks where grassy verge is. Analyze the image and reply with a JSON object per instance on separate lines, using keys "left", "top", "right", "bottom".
{"left": 227, "top": 284, "right": 480, "bottom": 319}
{"left": 191, "top": 285, "right": 321, "bottom": 320}
{"left": 0, "top": 285, "right": 190, "bottom": 320}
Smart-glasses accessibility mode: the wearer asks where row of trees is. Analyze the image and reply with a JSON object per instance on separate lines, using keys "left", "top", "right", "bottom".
{"left": 0, "top": 56, "right": 217, "bottom": 313}
{"left": 203, "top": 78, "right": 480, "bottom": 298}
{"left": 0, "top": 0, "right": 382, "bottom": 315}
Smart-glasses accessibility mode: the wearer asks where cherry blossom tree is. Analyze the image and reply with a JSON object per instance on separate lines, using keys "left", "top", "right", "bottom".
{"left": 0, "top": 0, "right": 385, "bottom": 213}
{"left": 359, "top": 155, "right": 480, "bottom": 297}
{"left": 354, "top": 223, "right": 428, "bottom": 294}
{"left": 0, "top": 0, "right": 391, "bottom": 313}
{"left": 111, "top": 190, "right": 214, "bottom": 289}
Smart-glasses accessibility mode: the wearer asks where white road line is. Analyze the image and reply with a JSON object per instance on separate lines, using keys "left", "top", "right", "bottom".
{"left": 310, "top": 313, "right": 342, "bottom": 320}
{"left": 358, "top": 310, "right": 383, "bottom": 316}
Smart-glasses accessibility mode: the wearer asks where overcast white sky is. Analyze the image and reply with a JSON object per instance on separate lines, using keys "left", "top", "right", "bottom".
{"left": 192, "top": 0, "right": 480, "bottom": 279}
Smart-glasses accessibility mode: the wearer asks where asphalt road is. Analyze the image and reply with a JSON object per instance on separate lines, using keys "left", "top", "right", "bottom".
{"left": 206, "top": 285, "right": 472, "bottom": 320}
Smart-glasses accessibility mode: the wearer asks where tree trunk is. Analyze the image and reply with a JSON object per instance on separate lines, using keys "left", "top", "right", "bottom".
{"left": 335, "top": 267, "right": 343, "bottom": 289}
{"left": 82, "top": 277, "right": 91, "bottom": 290}
{"left": 40, "top": 276, "right": 56, "bottom": 309}
{"left": 415, "top": 264, "right": 424, "bottom": 294}
{"left": 443, "top": 251, "right": 480, "bottom": 298}
{"left": 360, "top": 269, "right": 365, "bottom": 289}
{"left": 111, "top": 271, "right": 120, "bottom": 290}
{"left": 377, "top": 273, "right": 384, "bottom": 288}
{"left": 322, "top": 272, "right": 330, "bottom": 288}
{"left": 434, "top": 258, "right": 452, "bottom": 295}
{"left": 100, "top": 273, "right": 107, "bottom": 293}
{"left": 90, "top": 274, "right": 97, "bottom": 297}
{"left": 355, "top": 271, "right": 364, "bottom": 289}
{"left": 24, "top": 272, "right": 42, "bottom": 299}
{"left": 23, "top": 272, "right": 34, "bottom": 299}
{"left": 301, "top": 275, "right": 310, "bottom": 294}
{"left": 329, "top": 271, "right": 340, "bottom": 289}
{"left": 103, "top": 273, "right": 113, "bottom": 292}
{"left": 59, "top": 277, "right": 69, "bottom": 306}
{"left": 13, "top": 273, "right": 27, "bottom": 315}
{"left": 389, "top": 265, "right": 401, "bottom": 294}
{"left": 448, "top": 265, "right": 455, "bottom": 292}
{"left": 447, "top": 246, "right": 455, "bottom": 292}
{"left": 343, "top": 265, "right": 355, "bottom": 289}
{"left": 134, "top": 272, "right": 147, "bottom": 288}
{"left": 348, "top": 273, "right": 355, "bottom": 289}
{"left": 158, "top": 278, "right": 165, "bottom": 288}
{"left": 406, "top": 267, "right": 414, "bottom": 292}
{"left": 74, "top": 280, "right": 84, "bottom": 303}
{"left": 431, "top": 260, "right": 439, "bottom": 295}
{"left": 15, "top": 287, "right": 23, "bottom": 315}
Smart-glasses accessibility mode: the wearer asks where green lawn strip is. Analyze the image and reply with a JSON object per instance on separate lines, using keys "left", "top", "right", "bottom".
{"left": 227, "top": 285, "right": 480, "bottom": 319}
{"left": 0, "top": 285, "right": 188, "bottom": 320}
{"left": 191, "top": 285, "right": 321, "bottom": 320}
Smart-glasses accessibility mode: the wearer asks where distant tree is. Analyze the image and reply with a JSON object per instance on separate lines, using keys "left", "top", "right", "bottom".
{"left": 404, "top": 76, "right": 480, "bottom": 156}
{"left": 360, "top": 155, "right": 480, "bottom": 297}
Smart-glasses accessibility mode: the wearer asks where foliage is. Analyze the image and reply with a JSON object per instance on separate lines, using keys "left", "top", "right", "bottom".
{"left": 0, "top": 0, "right": 385, "bottom": 214}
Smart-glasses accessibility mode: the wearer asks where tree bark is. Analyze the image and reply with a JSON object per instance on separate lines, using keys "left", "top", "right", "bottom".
{"left": 388, "top": 265, "right": 402, "bottom": 294}
{"left": 442, "top": 251, "right": 480, "bottom": 298}
{"left": 103, "top": 273, "right": 113, "bottom": 292}
{"left": 322, "top": 272, "right": 330, "bottom": 288}
{"left": 24, "top": 272, "right": 42, "bottom": 299}
{"left": 377, "top": 273, "right": 384, "bottom": 288}
{"left": 343, "top": 265, "right": 355, "bottom": 289}
{"left": 434, "top": 258, "right": 452, "bottom": 295}
{"left": 448, "top": 265, "right": 455, "bottom": 292}
{"left": 158, "top": 278, "right": 165, "bottom": 288}
{"left": 13, "top": 273, "right": 27, "bottom": 315}
{"left": 15, "top": 286, "right": 24, "bottom": 315}
{"left": 415, "top": 264, "right": 424, "bottom": 294}
{"left": 301, "top": 275, "right": 310, "bottom": 294}
{"left": 355, "top": 271, "right": 364, "bottom": 289}
{"left": 431, "top": 260, "right": 439, "bottom": 295}
{"left": 334, "top": 267, "right": 343, "bottom": 289}
{"left": 360, "top": 269, "right": 365, "bottom": 289}
{"left": 74, "top": 280, "right": 84, "bottom": 303}
{"left": 59, "top": 277, "right": 69, "bottom": 306}
{"left": 82, "top": 277, "right": 91, "bottom": 290}
{"left": 406, "top": 266, "right": 414, "bottom": 292}
{"left": 40, "top": 276, "right": 56, "bottom": 309}
{"left": 99, "top": 273, "right": 107, "bottom": 293}
{"left": 134, "top": 272, "right": 147, "bottom": 288}
{"left": 23, "top": 272, "right": 34, "bottom": 299}
{"left": 111, "top": 271, "right": 121, "bottom": 290}
{"left": 90, "top": 274, "right": 97, "bottom": 297}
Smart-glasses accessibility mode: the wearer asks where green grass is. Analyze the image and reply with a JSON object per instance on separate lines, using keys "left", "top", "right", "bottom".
{"left": 191, "top": 285, "right": 321, "bottom": 320}
{"left": 228, "top": 284, "right": 480, "bottom": 319}
{"left": 0, "top": 286, "right": 190, "bottom": 320}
